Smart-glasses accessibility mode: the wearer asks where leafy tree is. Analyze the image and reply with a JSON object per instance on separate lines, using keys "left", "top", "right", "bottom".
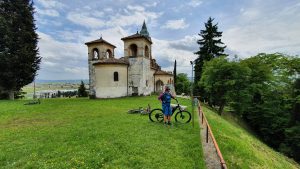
{"left": 291, "top": 78, "right": 300, "bottom": 124}
{"left": 175, "top": 73, "right": 191, "bottom": 95}
{"left": 78, "top": 81, "right": 88, "bottom": 97}
{"left": 0, "top": 0, "right": 41, "bottom": 99}
{"left": 194, "top": 17, "right": 226, "bottom": 97}
{"left": 238, "top": 54, "right": 300, "bottom": 159}
{"left": 200, "top": 57, "right": 249, "bottom": 115}
{"left": 199, "top": 52, "right": 300, "bottom": 162}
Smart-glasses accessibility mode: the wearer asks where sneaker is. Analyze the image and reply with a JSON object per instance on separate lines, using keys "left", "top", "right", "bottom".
{"left": 164, "top": 122, "right": 167, "bottom": 125}
{"left": 168, "top": 121, "right": 171, "bottom": 125}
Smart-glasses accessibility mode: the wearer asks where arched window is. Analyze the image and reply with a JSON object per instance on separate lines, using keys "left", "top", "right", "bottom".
{"left": 106, "top": 49, "right": 113, "bottom": 58}
{"left": 156, "top": 80, "right": 164, "bottom": 92}
{"left": 129, "top": 44, "right": 138, "bottom": 57}
{"left": 92, "top": 48, "right": 99, "bottom": 60}
{"left": 144, "top": 45, "right": 149, "bottom": 58}
{"left": 114, "top": 72, "right": 119, "bottom": 81}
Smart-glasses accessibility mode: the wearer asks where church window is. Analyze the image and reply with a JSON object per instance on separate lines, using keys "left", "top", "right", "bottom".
{"left": 129, "top": 44, "right": 138, "bottom": 57}
{"left": 145, "top": 45, "right": 149, "bottom": 58}
{"left": 106, "top": 49, "right": 113, "bottom": 58}
{"left": 146, "top": 80, "right": 148, "bottom": 87}
{"left": 92, "top": 48, "right": 99, "bottom": 60}
{"left": 114, "top": 72, "right": 119, "bottom": 81}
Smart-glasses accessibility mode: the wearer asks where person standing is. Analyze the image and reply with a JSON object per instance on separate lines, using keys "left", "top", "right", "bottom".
{"left": 158, "top": 86, "right": 175, "bottom": 125}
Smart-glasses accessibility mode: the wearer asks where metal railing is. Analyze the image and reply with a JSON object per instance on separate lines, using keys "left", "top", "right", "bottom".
{"left": 197, "top": 101, "right": 227, "bottom": 169}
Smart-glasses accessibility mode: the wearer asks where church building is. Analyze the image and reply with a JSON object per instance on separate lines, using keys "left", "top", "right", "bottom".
{"left": 85, "top": 22, "right": 174, "bottom": 98}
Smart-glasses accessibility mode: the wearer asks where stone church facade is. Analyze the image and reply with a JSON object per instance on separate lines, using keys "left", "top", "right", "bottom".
{"left": 85, "top": 22, "right": 174, "bottom": 98}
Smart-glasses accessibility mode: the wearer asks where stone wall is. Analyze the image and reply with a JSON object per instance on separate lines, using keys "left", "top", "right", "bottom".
{"left": 128, "top": 57, "right": 153, "bottom": 96}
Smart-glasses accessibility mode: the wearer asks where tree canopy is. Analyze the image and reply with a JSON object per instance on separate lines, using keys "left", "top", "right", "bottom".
{"left": 78, "top": 81, "right": 88, "bottom": 97}
{"left": 200, "top": 53, "right": 300, "bottom": 163}
{"left": 194, "top": 17, "right": 226, "bottom": 98}
{"left": 175, "top": 73, "right": 191, "bottom": 95}
{"left": 0, "top": 0, "right": 41, "bottom": 99}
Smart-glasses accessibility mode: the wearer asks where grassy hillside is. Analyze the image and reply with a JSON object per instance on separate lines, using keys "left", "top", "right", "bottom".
{"left": 202, "top": 105, "right": 300, "bottom": 169}
{"left": 0, "top": 96, "right": 205, "bottom": 169}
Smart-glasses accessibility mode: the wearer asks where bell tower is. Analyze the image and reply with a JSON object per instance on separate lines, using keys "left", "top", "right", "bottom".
{"left": 121, "top": 21, "right": 152, "bottom": 96}
{"left": 85, "top": 37, "right": 116, "bottom": 98}
{"left": 122, "top": 21, "right": 152, "bottom": 59}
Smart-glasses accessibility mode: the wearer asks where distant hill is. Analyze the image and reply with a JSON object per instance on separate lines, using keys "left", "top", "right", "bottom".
{"left": 35, "top": 79, "right": 89, "bottom": 84}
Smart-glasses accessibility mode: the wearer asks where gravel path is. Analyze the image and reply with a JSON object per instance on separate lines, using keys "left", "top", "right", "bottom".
{"left": 198, "top": 107, "right": 223, "bottom": 169}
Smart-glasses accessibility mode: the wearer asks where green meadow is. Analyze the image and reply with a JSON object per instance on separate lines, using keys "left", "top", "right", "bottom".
{"left": 1, "top": 96, "right": 299, "bottom": 169}
{"left": 0, "top": 96, "right": 205, "bottom": 169}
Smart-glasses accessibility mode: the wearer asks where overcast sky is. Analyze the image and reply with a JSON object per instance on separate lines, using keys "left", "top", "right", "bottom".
{"left": 34, "top": 0, "right": 300, "bottom": 80}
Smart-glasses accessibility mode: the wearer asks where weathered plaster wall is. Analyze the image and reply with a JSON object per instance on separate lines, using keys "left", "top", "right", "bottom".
{"left": 123, "top": 38, "right": 151, "bottom": 59}
{"left": 94, "top": 64, "right": 127, "bottom": 98}
{"left": 128, "top": 57, "right": 152, "bottom": 96}
{"left": 154, "top": 74, "right": 174, "bottom": 93}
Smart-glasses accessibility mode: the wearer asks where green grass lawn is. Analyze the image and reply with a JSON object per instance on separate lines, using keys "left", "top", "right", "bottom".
{"left": 202, "top": 105, "right": 300, "bottom": 169}
{"left": 0, "top": 96, "right": 205, "bottom": 169}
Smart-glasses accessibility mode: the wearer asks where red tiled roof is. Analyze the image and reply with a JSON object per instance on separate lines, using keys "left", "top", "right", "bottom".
{"left": 154, "top": 70, "right": 173, "bottom": 75}
{"left": 85, "top": 37, "right": 116, "bottom": 48}
{"left": 121, "top": 32, "right": 152, "bottom": 44}
{"left": 93, "top": 58, "right": 129, "bottom": 65}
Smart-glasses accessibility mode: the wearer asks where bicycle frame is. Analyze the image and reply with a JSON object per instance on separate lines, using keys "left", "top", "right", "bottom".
{"left": 149, "top": 98, "right": 191, "bottom": 123}
{"left": 170, "top": 99, "right": 183, "bottom": 116}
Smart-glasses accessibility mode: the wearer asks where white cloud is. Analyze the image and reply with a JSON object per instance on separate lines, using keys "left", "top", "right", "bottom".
{"left": 83, "top": 26, "right": 129, "bottom": 57}
{"left": 145, "top": 2, "right": 158, "bottom": 7}
{"left": 66, "top": 5, "right": 162, "bottom": 29}
{"left": 188, "top": 0, "right": 203, "bottom": 7}
{"left": 36, "top": 7, "right": 60, "bottom": 17}
{"left": 104, "top": 8, "right": 113, "bottom": 12}
{"left": 108, "top": 6, "right": 163, "bottom": 28}
{"left": 64, "top": 67, "right": 88, "bottom": 74}
{"left": 43, "top": 61, "right": 57, "bottom": 67}
{"left": 161, "top": 18, "right": 189, "bottom": 30}
{"left": 222, "top": 1, "right": 300, "bottom": 57}
{"left": 36, "top": 0, "right": 65, "bottom": 9}
{"left": 67, "top": 12, "right": 106, "bottom": 28}
{"left": 37, "top": 32, "right": 88, "bottom": 79}
{"left": 127, "top": 5, "right": 145, "bottom": 11}
{"left": 33, "top": 0, "right": 300, "bottom": 80}
{"left": 241, "top": 8, "right": 260, "bottom": 20}
{"left": 57, "top": 30, "right": 87, "bottom": 42}
{"left": 152, "top": 36, "right": 198, "bottom": 76}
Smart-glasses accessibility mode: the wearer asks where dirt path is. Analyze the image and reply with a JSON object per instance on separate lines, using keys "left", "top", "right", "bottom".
{"left": 198, "top": 108, "right": 223, "bottom": 169}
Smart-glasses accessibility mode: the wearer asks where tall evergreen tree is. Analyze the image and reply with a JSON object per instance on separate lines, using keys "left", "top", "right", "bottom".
{"left": 78, "top": 81, "right": 88, "bottom": 97}
{"left": 173, "top": 60, "right": 177, "bottom": 93}
{"left": 0, "top": 0, "right": 41, "bottom": 99}
{"left": 194, "top": 17, "right": 226, "bottom": 96}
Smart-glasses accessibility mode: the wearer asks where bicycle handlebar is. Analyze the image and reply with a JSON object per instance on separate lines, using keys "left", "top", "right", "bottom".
{"left": 174, "top": 98, "right": 179, "bottom": 104}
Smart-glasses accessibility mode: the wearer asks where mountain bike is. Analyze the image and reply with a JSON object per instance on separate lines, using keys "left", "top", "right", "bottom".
{"left": 149, "top": 99, "right": 191, "bottom": 123}
{"left": 127, "top": 104, "right": 151, "bottom": 115}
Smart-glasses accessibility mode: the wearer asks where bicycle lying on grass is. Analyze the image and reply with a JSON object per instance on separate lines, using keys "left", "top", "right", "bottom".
{"left": 127, "top": 104, "right": 151, "bottom": 115}
{"left": 149, "top": 99, "right": 191, "bottom": 123}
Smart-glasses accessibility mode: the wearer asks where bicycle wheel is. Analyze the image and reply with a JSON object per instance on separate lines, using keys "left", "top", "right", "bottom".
{"left": 175, "top": 110, "right": 191, "bottom": 123}
{"left": 149, "top": 109, "right": 164, "bottom": 122}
